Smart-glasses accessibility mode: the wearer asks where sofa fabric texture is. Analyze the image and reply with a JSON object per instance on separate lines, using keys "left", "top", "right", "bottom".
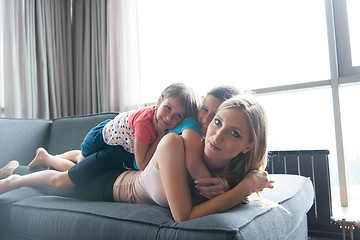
{"left": 0, "top": 113, "right": 314, "bottom": 240}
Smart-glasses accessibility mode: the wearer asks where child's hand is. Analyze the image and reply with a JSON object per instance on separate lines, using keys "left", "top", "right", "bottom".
{"left": 194, "top": 177, "right": 228, "bottom": 199}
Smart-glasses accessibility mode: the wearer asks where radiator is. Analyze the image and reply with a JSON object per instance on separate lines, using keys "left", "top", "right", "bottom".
{"left": 266, "top": 150, "right": 332, "bottom": 232}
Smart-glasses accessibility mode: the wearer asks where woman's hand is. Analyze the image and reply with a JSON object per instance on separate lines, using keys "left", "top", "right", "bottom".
{"left": 242, "top": 170, "right": 274, "bottom": 194}
{"left": 241, "top": 197, "right": 250, "bottom": 204}
{"left": 194, "top": 177, "right": 229, "bottom": 199}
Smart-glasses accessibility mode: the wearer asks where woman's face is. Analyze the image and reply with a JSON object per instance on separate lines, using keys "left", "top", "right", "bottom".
{"left": 203, "top": 108, "right": 253, "bottom": 170}
{"left": 197, "top": 94, "right": 223, "bottom": 136}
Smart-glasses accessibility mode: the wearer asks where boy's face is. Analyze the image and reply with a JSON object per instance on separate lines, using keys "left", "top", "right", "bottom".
{"left": 155, "top": 96, "right": 186, "bottom": 131}
{"left": 197, "top": 94, "right": 223, "bottom": 136}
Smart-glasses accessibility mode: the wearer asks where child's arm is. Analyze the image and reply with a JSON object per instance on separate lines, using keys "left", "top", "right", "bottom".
{"left": 182, "top": 128, "right": 228, "bottom": 199}
{"left": 181, "top": 129, "right": 211, "bottom": 180}
{"left": 134, "top": 113, "right": 167, "bottom": 171}
{"left": 134, "top": 135, "right": 163, "bottom": 171}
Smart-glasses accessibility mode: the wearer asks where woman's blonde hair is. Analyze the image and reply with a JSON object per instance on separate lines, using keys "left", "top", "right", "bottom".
{"left": 217, "top": 93, "right": 268, "bottom": 188}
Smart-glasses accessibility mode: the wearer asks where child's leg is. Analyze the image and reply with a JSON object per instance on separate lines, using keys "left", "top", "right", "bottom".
{"left": 80, "top": 119, "right": 111, "bottom": 159}
{"left": 67, "top": 146, "right": 134, "bottom": 187}
{"left": 56, "top": 150, "right": 85, "bottom": 163}
{"left": 0, "top": 160, "right": 20, "bottom": 180}
{"left": 0, "top": 169, "right": 75, "bottom": 194}
{"left": 28, "top": 148, "right": 80, "bottom": 172}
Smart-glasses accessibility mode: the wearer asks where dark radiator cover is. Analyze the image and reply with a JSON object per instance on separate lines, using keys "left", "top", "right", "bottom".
{"left": 267, "top": 150, "right": 332, "bottom": 232}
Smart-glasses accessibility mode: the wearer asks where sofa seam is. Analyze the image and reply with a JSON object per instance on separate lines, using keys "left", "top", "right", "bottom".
{"left": 11, "top": 203, "right": 164, "bottom": 228}
{"left": 12, "top": 203, "right": 238, "bottom": 234}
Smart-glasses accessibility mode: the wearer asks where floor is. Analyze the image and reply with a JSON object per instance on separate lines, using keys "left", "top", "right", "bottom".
{"left": 307, "top": 184, "right": 360, "bottom": 240}
{"left": 309, "top": 238, "right": 337, "bottom": 240}
{"left": 331, "top": 185, "right": 360, "bottom": 223}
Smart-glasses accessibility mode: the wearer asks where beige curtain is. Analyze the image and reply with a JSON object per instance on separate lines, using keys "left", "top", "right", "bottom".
{"left": 72, "top": 0, "right": 107, "bottom": 115}
{"left": 107, "top": 0, "right": 141, "bottom": 112}
{"left": 1, "top": 0, "right": 138, "bottom": 119}
{"left": 1, "top": 0, "right": 74, "bottom": 119}
{"left": 1, "top": 0, "right": 37, "bottom": 118}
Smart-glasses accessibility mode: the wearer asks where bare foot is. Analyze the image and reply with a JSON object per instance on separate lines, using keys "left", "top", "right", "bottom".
{"left": 0, "top": 174, "right": 20, "bottom": 194}
{"left": 0, "top": 160, "right": 19, "bottom": 180}
{"left": 28, "top": 147, "right": 49, "bottom": 169}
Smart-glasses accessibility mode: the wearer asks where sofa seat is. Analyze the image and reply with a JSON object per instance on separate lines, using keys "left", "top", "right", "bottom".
{"left": 1, "top": 174, "right": 313, "bottom": 240}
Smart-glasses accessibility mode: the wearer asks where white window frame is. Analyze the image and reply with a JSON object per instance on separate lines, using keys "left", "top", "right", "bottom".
{"left": 333, "top": 0, "right": 360, "bottom": 78}
{"left": 254, "top": 0, "right": 360, "bottom": 208}
{"left": 0, "top": 0, "right": 4, "bottom": 118}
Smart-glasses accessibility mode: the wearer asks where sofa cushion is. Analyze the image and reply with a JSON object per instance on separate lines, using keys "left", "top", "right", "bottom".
{"left": 4, "top": 174, "right": 313, "bottom": 240}
{"left": 0, "top": 187, "right": 43, "bottom": 235}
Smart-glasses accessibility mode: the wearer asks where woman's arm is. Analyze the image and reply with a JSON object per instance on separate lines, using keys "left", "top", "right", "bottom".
{"left": 187, "top": 170, "right": 274, "bottom": 220}
{"left": 154, "top": 134, "right": 274, "bottom": 222}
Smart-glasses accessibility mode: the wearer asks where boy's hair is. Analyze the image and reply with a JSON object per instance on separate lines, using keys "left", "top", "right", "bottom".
{"left": 217, "top": 93, "right": 268, "bottom": 189}
{"left": 207, "top": 86, "right": 240, "bottom": 102}
{"left": 160, "top": 82, "right": 200, "bottom": 119}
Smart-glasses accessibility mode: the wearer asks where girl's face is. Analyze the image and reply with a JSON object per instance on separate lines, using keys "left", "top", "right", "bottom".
{"left": 155, "top": 96, "right": 186, "bottom": 130}
{"left": 203, "top": 108, "right": 253, "bottom": 170}
{"left": 197, "top": 94, "right": 223, "bottom": 136}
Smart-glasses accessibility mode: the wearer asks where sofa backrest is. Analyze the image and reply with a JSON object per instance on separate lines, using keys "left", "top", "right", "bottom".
{"left": 0, "top": 118, "right": 51, "bottom": 166}
{"left": 48, "top": 112, "right": 118, "bottom": 155}
{"left": 0, "top": 113, "right": 118, "bottom": 167}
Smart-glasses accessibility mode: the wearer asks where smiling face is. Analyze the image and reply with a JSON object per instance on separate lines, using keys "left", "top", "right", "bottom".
{"left": 203, "top": 108, "right": 253, "bottom": 170}
{"left": 197, "top": 94, "right": 223, "bottom": 136}
{"left": 155, "top": 96, "right": 186, "bottom": 131}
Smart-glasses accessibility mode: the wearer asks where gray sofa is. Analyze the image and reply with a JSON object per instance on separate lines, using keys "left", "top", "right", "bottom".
{"left": 0, "top": 113, "right": 314, "bottom": 240}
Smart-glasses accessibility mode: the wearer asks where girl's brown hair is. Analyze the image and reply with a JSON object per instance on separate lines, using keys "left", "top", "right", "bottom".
{"left": 159, "top": 82, "right": 200, "bottom": 119}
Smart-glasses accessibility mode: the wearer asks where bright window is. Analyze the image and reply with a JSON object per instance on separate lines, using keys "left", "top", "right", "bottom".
{"left": 136, "top": 0, "right": 359, "bottom": 220}
{"left": 346, "top": 0, "right": 360, "bottom": 67}
{"left": 257, "top": 88, "right": 338, "bottom": 188}
{"left": 137, "top": 0, "right": 330, "bottom": 102}
{"left": 336, "top": 84, "right": 360, "bottom": 219}
{"left": 257, "top": 88, "right": 336, "bottom": 152}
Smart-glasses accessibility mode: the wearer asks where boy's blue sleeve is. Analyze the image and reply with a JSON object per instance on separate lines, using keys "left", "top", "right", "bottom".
{"left": 133, "top": 158, "right": 140, "bottom": 170}
{"left": 168, "top": 118, "right": 202, "bottom": 136}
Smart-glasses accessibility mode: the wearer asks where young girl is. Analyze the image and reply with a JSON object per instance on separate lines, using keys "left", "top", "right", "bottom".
{"left": 0, "top": 94, "right": 274, "bottom": 223}
{"left": 29, "top": 83, "right": 199, "bottom": 172}
{"left": 0, "top": 83, "right": 199, "bottom": 190}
